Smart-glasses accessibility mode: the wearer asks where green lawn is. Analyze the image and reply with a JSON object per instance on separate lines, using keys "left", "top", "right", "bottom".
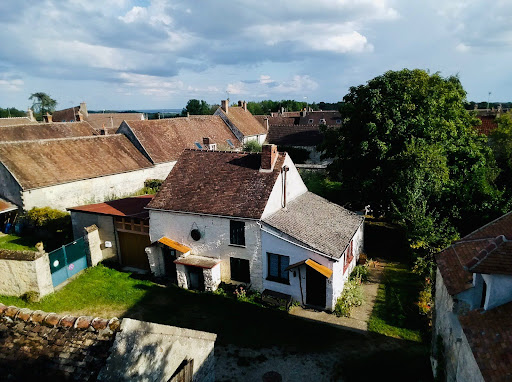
{"left": 0, "top": 234, "right": 37, "bottom": 251}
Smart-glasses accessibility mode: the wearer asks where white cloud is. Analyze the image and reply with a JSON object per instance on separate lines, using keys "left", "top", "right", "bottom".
{"left": 0, "top": 78, "right": 23, "bottom": 92}
{"left": 227, "top": 74, "right": 318, "bottom": 96}
{"left": 119, "top": 6, "right": 148, "bottom": 23}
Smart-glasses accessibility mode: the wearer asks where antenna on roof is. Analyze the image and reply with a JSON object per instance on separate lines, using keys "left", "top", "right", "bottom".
{"left": 487, "top": 91, "right": 492, "bottom": 112}
{"left": 226, "top": 91, "right": 230, "bottom": 103}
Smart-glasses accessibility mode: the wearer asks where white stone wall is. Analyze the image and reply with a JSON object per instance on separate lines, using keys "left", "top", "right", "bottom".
{"left": 243, "top": 134, "right": 267, "bottom": 145}
{"left": 204, "top": 264, "right": 221, "bottom": 292}
{"left": 0, "top": 162, "right": 23, "bottom": 207}
{"left": 146, "top": 245, "right": 165, "bottom": 277}
{"left": 149, "top": 211, "right": 264, "bottom": 290}
{"left": 261, "top": 154, "right": 308, "bottom": 219}
{"left": 0, "top": 253, "right": 53, "bottom": 297}
{"left": 176, "top": 263, "right": 188, "bottom": 289}
{"left": 22, "top": 163, "right": 174, "bottom": 212}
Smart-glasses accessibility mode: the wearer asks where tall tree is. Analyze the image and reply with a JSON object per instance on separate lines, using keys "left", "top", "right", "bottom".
{"left": 29, "top": 92, "right": 57, "bottom": 120}
{"left": 181, "top": 99, "right": 211, "bottom": 116}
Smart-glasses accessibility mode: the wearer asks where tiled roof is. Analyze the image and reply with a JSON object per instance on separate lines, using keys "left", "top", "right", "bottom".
{"left": 465, "top": 236, "right": 512, "bottom": 275}
{"left": 267, "top": 125, "right": 323, "bottom": 146}
{"left": 263, "top": 192, "right": 363, "bottom": 259}
{"left": 0, "top": 135, "right": 152, "bottom": 189}
{"left": 255, "top": 115, "right": 298, "bottom": 126}
{"left": 297, "top": 111, "right": 342, "bottom": 126}
{"left": 0, "top": 121, "right": 96, "bottom": 142}
{"left": 122, "top": 116, "right": 241, "bottom": 164}
{"left": 147, "top": 149, "right": 286, "bottom": 219}
{"left": 52, "top": 105, "right": 81, "bottom": 122}
{"left": 0, "top": 198, "right": 17, "bottom": 213}
{"left": 217, "top": 106, "right": 267, "bottom": 137}
{"left": 459, "top": 301, "right": 512, "bottom": 382}
{"left": 436, "top": 211, "right": 512, "bottom": 295}
{"left": 0, "top": 303, "right": 120, "bottom": 381}
{"left": 68, "top": 195, "right": 154, "bottom": 219}
{"left": 86, "top": 113, "right": 144, "bottom": 133}
{"left": 0, "top": 117, "right": 37, "bottom": 127}
{"left": 475, "top": 115, "right": 498, "bottom": 136}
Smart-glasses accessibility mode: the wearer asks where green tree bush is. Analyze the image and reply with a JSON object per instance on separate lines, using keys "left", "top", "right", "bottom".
{"left": 29, "top": 92, "right": 57, "bottom": 120}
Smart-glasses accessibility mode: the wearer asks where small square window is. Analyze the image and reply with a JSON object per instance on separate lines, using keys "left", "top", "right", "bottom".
{"left": 308, "top": 119, "right": 314, "bottom": 124}
{"left": 336, "top": 119, "right": 341, "bottom": 124}
{"left": 230, "top": 257, "right": 250, "bottom": 282}
{"left": 267, "top": 253, "right": 290, "bottom": 284}
{"left": 194, "top": 142, "right": 203, "bottom": 149}
{"left": 319, "top": 119, "right": 326, "bottom": 124}
{"left": 230, "top": 220, "right": 245, "bottom": 246}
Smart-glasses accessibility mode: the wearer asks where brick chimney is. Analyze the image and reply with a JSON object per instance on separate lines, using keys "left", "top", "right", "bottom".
{"left": 264, "top": 118, "right": 269, "bottom": 131}
{"left": 203, "top": 137, "right": 210, "bottom": 147}
{"left": 43, "top": 113, "right": 52, "bottom": 123}
{"left": 80, "top": 102, "right": 88, "bottom": 117}
{"left": 75, "top": 111, "right": 83, "bottom": 122}
{"left": 238, "top": 100, "right": 243, "bottom": 106}
{"left": 260, "top": 144, "right": 278, "bottom": 171}
{"left": 221, "top": 100, "right": 229, "bottom": 114}
{"left": 243, "top": 101, "right": 247, "bottom": 111}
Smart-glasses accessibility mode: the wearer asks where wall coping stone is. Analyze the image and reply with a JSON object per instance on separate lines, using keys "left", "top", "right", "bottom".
{"left": 0, "top": 249, "right": 44, "bottom": 261}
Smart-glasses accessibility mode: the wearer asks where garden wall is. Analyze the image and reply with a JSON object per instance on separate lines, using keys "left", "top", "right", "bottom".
{"left": 0, "top": 249, "right": 53, "bottom": 298}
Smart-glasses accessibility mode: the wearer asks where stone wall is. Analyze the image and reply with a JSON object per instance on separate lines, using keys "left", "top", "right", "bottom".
{"left": 71, "top": 212, "right": 118, "bottom": 263}
{"left": 84, "top": 225, "right": 103, "bottom": 267}
{"left": 204, "top": 264, "right": 221, "bottom": 292}
{"left": 0, "top": 249, "right": 53, "bottom": 298}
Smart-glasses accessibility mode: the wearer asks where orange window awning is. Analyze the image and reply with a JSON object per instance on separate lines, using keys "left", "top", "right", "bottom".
{"left": 285, "top": 258, "right": 333, "bottom": 278}
{"left": 158, "top": 237, "right": 191, "bottom": 254}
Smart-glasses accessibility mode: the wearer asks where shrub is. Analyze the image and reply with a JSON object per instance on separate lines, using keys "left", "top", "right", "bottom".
{"left": 22, "top": 291, "right": 40, "bottom": 303}
{"left": 144, "top": 179, "right": 163, "bottom": 192}
{"left": 350, "top": 264, "right": 370, "bottom": 283}
{"left": 243, "top": 140, "right": 262, "bottom": 152}
{"left": 24, "top": 207, "right": 70, "bottom": 230}
{"left": 334, "top": 278, "right": 365, "bottom": 317}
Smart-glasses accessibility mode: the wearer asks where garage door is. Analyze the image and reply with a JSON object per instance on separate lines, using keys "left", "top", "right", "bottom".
{"left": 118, "top": 231, "right": 151, "bottom": 271}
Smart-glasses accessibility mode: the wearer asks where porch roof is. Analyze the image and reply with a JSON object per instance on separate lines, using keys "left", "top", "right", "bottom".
{"left": 158, "top": 237, "right": 191, "bottom": 254}
{"left": 174, "top": 255, "right": 220, "bottom": 269}
{"left": 0, "top": 198, "right": 17, "bottom": 214}
{"left": 285, "top": 258, "right": 333, "bottom": 278}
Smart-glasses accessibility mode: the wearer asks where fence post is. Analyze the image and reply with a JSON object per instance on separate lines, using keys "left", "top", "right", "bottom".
{"left": 62, "top": 245, "right": 69, "bottom": 278}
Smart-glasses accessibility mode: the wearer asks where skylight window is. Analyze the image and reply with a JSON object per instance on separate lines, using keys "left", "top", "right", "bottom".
{"left": 226, "top": 139, "right": 235, "bottom": 149}
{"left": 194, "top": 142, "right": 203, "bottom": 149}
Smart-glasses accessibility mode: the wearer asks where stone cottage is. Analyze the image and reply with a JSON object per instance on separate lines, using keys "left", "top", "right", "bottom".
{"left": 214, "top": 100, "right": 268, "bottom": 144}
{"left": 145, "top": 144, "right": 364, "bottom": 311}
{"left": 433, "top": 211, "right": 512, "bottom": 381}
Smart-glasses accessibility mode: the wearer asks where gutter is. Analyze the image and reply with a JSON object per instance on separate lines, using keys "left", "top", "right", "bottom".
{"left": 145, "top": 207, "right": 260, "bottom": 222}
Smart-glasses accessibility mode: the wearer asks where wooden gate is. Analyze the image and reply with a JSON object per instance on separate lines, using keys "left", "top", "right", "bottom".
{"left": 169, "top": 359, "right": 194, "bottom": 382}
{"left": 117, "top": 231, "right": 151, "bottom": 270}
{"left": 48, "top": 237, "right": 88, "bottom": 287}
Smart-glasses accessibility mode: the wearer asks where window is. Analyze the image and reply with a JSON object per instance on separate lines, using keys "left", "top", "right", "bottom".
{"left": 226, "top": 139, "right": 235, "bottom": 149}
{"left": 267, "top": 253, "right": 290, "bottom": 284}
{"left": 194, "top": 142, "right": 203, "bottom": 149}
{"left": 319, "top": 119, "right": 326, "bottom": 124}
{"left": 230, "top": 220, "right": 245, "bottom": 246}
{"left": 230, "top": 257, "right": 250, "bottom": 282}
{"left": 336, "top": 119, "right": 341, "bottom": 124}
{"left": 308, "top": 119, "right": 314, "bottom": 124}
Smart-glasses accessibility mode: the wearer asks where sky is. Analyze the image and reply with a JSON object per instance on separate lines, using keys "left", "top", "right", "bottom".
{"left": 0, "top": 0, "right": 510, "bottom": 111}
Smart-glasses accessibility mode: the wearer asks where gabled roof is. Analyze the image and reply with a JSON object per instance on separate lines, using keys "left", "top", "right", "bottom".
{"left": 51, "top": 105, "right": 81, "bottom": 122}
{"left": 267, "top": 125, "right": 323, "bottom": 146}
{"left": 263, "top": 192, "right": 363, "bottom": 259}
{"left": 255, "top": 115, "right": 298, "bottom": 126}
{"left": 86, "top": 113, "right": 144, "bottom": 133}
{"left": 459, "top": 301, "right": 512, "bottom": 382}
{"left": 297, "top": 111, "right": 342, "bottom": 126}
{"left": 465, "top": 235, "right": 512, "bottom": 275}
{"left": 0, "top": 121, "right": 96, "bottom": 142}
{"left": 147, "top": 149, "right": 286, "bottom": 219}
{"left": 68, "top": 195, "right": 154, "bottom": 219}
{"left": 217, "top": 106, "right": 267, "bottom": 137}
{"left": 436, "top": 211, "right": 512, "bottom": 295}
{"left": 0, "top": 135, "right": 152, "bottom": 190}
{"left": 121, "top": 116, "right": 241, "bottom": 164}
{"left": 0, "top": 117, "right": 37, "bottom": 127}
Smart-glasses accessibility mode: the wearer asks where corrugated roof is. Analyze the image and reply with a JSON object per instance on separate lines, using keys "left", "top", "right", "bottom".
{"left": 0, "top": 121, "right": 96, "bottom": 142}
{"left": 0, "top": 135, "right": 152, "bottom": 190}
{"left": 217, "top": 107, "right": 267, "bottom": 137}
{"left": 263, "top": 192, "right": 364, "bottom": 259}
{"left": 147, "top": 149, "right": 285, "bottom": 219}
{"left": 68, "top": 195, "right": 154, "bottom": 218}
{"left": 0, "top": 117, "right": 37, "bottom": 127}
{"left": 122, "top": 116, "right": 242, "bottom": 164}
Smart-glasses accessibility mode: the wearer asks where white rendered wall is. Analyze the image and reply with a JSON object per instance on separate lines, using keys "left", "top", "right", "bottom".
{"left": 149, "top": 210, "right": 264, "bottom": 290}
{"left": 482, "top": 274, "right": 512, "bottom": 310}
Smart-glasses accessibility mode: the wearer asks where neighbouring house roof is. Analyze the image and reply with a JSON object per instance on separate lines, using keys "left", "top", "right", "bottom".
{"left": 86, "top": 113, "right": 144, "bottom": 133}
{"left": 263, "top": 192, "right": 364, "bottom": 259}
{"left": 0, "top": 304, "right": 120, "bottom": 381}
{"left": 217, "top": 106, "right": 267, "bottom": 137}
{"left": 296, "top": 111, "right": 342, "bottom": 126}
{"left": 458, "top": 301, "right": 512, "bottom": 382}
{"left": 68, "top": 195, "right": 154, "bottom": 219}
{"left": 465, "top": 235, "right": 512, "bottom": 275}
{"left": 475, "top": 115, "right": 498, "bottom": 136}
{"left": 121, "top": 116, "right": 242, "bottom": 164}
{"left": 147, "top": 149, "right": 286, "bottom": 219}
{"left": 51, "top": 105, "right": 82, "bottom": 122}
{"left": 254, "top": 115, "right": 298, "bottom": 126}
{"left": 0, "top": 117, "right": 38, "bottom": 127}
{"left": 0, "top": 135, "right": 153, "bottom": 190}
{"left": 0, "top": 198, "right": 17, "bottom": 214}
{"left": 267, "top": 125, "right": 324, "bottom": 146}
{"left": 0, "top": 121, "right": 97, "bottom": 142}
{"left": 436, "top": 211, "right": 512, "bottom": 295}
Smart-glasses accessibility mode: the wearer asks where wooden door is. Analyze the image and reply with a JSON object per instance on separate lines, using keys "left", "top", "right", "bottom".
{"left": 118, "top": 232, "right": 151, "bottom": 270}
{"left": 306, "top": 266, "right": 326, "bottom": 308}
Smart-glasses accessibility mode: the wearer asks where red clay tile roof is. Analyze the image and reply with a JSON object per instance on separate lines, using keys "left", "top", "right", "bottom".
{"left": 86, "top": 113, "right": 144, "bottom": 132}
{"left": 267, "top": 125, "right": 323, "bottom": 146}
{"left": 436, "top": 212, "right": 512, "bottom": 295}
{"left": 255, "top": 115, "right": 298, "bottom": 126}
{"left": 51, "top": 105, "right": 81, "bottom": 122}
{"left": 297, "top": 111, "right": 342, "bottom": 126}
{"left": 459, "top": 301, "right": 512, "bottom": 382}
{"left": 0, "top": 135, "right": 152, "bottom": 190}
{"left": 0, "top": 303, "right": 120, "bottom": 381}
{"left": 147, "top": 149, "right": 286, "bottom": 219}
{"left": 465, "top": 236, "right": 512, "bottom": 275}
{"left": 217, "top": 106, "right": 267, "bottom": 137}
{"left": 122, "top": 116, "right": 241, "bottom": 164}
{"left": 475, "top": 115, "right": 498, "bottom": 136}
{"left": 0, "top": 121, "right": 96, "bottom": 142}
{"left": 0, "top": 117, "right": 37, "bottom": 127}
{"left": 68, "top": 195, "right": 154, "bottom": 218}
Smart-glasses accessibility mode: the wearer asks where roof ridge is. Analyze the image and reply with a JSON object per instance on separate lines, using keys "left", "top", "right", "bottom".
{"left": 0, "top": 303, "right": 121, "bottom": 332}
{"left": 0, "top": 134, "right": 120, "bottom": 145}
{"left": 462, "top": 210, "right": 512, "bottom": 240}
{"left": 464, "top": 235, "right": 509, "bottom": 271}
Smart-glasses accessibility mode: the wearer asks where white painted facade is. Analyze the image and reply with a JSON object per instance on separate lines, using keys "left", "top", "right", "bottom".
{"left": 243, "top": 134, "right": 267, "bottom": 145}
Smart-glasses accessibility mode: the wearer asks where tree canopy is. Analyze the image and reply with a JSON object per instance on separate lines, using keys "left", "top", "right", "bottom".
{"left": 181, "top": 99, "right": 212, "bottom": 116}
{"left": 0, "top": 107, "right": 26, "bottom": 118}
{"left": 320, "top": 69, "right": 504, "bottom": 254}
{"left": 29, "top": 92, "right": 57, "bottom": 120}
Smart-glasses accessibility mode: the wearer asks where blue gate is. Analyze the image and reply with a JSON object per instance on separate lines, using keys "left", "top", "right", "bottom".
{"left": 48, "top": 237, "right": 88, "bottom": 287}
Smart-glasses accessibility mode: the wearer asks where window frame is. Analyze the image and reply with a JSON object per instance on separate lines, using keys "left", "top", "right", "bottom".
{"left": 230, "top": 257, "right": 250, "bottom": 283}
{"left": 229, "top": 220, "right": 246, "bottom": 247}
{"left": 266, "top": 252, "right": 290, "bottom": 284}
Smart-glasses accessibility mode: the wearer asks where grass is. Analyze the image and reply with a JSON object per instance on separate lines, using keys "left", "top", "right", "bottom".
{"left": 0, "top": 233, "right": 37, "bottom": 251}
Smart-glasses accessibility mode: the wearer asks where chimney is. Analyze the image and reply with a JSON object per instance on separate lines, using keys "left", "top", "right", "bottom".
{"left": 203, "top": 137, "right": 210, "bottom": 147}
{"left": 238, "top": 100, "right": 243, "bottom": 107}
{"left": 243, "top": 101, "right": 247, "bottom": 111}
{"left": 260, "top": 144, "right": 278, "bottom": 171}
{"left": 100, "top": 123, "right": 107, "bottom": 135}
{"left": 43, "top": 113, "right": 52, "bottom": 123}
{"left": 80, "top": 102, "right": 88, "bottom": 117}
{"left": 187, "top": 112, "right": 190, "bottom": 118}
{"left": 301, "top": 109, "right": 307, "bottom": 117}
{"left": 75, "top": 111, "right": 83, "bottom": 122}
{"left": 27, "top": 108, "right": 35, "bottom": 122}
{"left": 264, "top": 118, "right": 269, "bottom": 131}
{"left": 221, "top": 100, "right": 229, "bottom": 114}
{"left": 110, "top": 116, "right": 114, "bottom": 128}
{"left": 280, "top": 107, "right": 284, "bottom": 114}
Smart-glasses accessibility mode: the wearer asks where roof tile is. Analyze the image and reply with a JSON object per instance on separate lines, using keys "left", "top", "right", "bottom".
{"left": 0, "top": 121, "right": 96, "bottom": 142}
{"left": 217, "top": 106, "right": 267, "bottom": 136}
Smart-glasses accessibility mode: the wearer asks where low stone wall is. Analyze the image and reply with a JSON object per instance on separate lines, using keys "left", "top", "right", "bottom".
{"left": 0, "top": 249, "right": 53, "bottom": 298}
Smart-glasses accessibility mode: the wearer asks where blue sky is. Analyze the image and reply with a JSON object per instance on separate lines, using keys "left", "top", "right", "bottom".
{"left": 0, "top": 0, "right": 510, "bottom": 110}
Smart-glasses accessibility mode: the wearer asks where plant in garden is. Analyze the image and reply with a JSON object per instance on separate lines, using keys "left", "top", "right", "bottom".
{"left": 334, "top": 277, "right": 365, "bottom": 317}
{"left": 234, "top": 285, "right": 248, "bottom": 302}
{"left": 243, "top": 140, "right": 262, "bottom": 152}
{"left": 350, "top": 264, "right": 370, "bottom": 283}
